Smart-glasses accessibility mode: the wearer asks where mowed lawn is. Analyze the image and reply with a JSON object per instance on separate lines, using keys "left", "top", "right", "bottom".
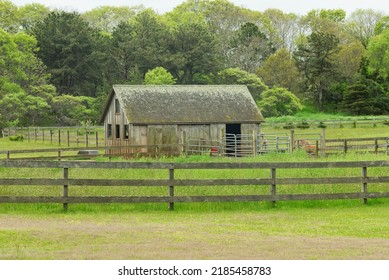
{"left": 1, "top": 203, "right": 389, "bottom": 260}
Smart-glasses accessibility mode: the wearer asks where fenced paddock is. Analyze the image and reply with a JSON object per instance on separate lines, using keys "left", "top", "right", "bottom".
{"left": 0, "top": 160, "right": 389, "bottom": 211}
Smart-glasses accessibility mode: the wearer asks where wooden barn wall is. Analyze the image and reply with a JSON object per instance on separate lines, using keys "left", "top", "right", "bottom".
{"left": 104, "top": 92, "right": 130, "bottom": 149}
{"left": 241, "top": 124, "right": 260, "bottom": 136}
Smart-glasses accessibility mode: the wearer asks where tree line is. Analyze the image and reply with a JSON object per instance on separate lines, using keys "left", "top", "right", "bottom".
{"left": 1, "top": 0, "right": 389, "bottom": 129}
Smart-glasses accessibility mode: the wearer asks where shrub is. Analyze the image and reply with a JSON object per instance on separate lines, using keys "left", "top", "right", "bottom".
{"left": 258, "top": 87, "right": 302, "bottom": 117}
{"left": 9, "top": 135, "right": 24, "bottom": 141}
{"left": 297, "top": 121, "right": 310, "bottom": 129}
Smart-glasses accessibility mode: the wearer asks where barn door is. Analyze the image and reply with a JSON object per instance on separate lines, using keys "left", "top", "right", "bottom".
{"left": 225, "top": 124, "right": 241, "bottom": 156}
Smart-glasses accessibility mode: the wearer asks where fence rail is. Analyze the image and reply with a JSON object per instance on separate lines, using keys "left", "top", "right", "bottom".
{"left": 1, "top": 160, "right": 389, "bottom": 211}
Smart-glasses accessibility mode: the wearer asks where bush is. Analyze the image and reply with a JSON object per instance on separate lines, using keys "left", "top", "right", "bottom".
{"left": 296, "top": 121, "right": 310, "bottom": 129}
{"left": 317, "top": 122, "right": 327, "bottom": 128}
{"left": 9, "top": 135, "right": 24, "bottom": 141}
{"left": 258, "top": 87, "right": 302, "bottom": 117}
{"left": 283, "top": 122, "right": 295, "bottom": 129}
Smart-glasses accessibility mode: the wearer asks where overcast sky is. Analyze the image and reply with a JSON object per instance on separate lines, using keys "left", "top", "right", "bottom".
{"left": 10, "top": 0, "right": 389, "bottom": 15}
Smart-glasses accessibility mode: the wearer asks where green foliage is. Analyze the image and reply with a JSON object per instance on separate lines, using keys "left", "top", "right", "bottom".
{"left": 18, "top": 3, "right": 50, "bottom": 31}
{"left": 144, "top": 67, "right": 176, "bottom": 85}
{"left": 0, "top": 0, "right": 20, "bottom": 33}
{"left": 257, "top": 87, "right": 302, "bottom": 117}
{"left": 257, "top": 48, "right": 301, "bottom": 93}
{"left": 33, "top": 11, "right": 105, "bottom": 97}
{"left": 215, "top": 68, "right": 268, "bottom": 101}
{"left": 227, "top": 22, "right": 275, "bottom": 72}
{"left": 51, "top": 95, "right": 96, "bottom": 126}
{"left": 294, "top": 31, "right": 340, "bottom": 110}
{"left": 168, "top": 19, "right": 219, "bottom": 84}
{"left": 0, "top": 28, "right": 56, "bottom": 127}
{"left": 341, "top": 78, "right": 389, "bottom": 115}
{"left": 366, "top": 28, "right": 389, "bottom": 79}
{"left": 81, "top": 5, "right": 139, "bottom": 33}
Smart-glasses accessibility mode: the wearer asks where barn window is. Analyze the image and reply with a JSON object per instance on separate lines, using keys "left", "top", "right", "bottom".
{"left": 116, "top": 124, "right": 120, "bottom": 139}
{"left": 115, "top": 98, "right": 120, "bottom": 114}
{"left": 124, "top": 125, "right": 129, "bottom": 139}
{"left": 107, "top": 124, "right": 112, "bottom": 138}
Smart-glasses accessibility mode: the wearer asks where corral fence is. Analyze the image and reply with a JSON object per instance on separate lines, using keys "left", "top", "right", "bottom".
{"left": 1, "top": 126, "right": 104, "bottom": 147}
{"left": 263, "top": 117, "right": 389, "bottom": 129}
{"left": 186, "top": 133, "right": 291, "bottom": 157}
{"left": 0, "top": 144, "right": 184, "bottom": 161}
{"left": 0, "top": 160, "right": 389, "bottom": 211}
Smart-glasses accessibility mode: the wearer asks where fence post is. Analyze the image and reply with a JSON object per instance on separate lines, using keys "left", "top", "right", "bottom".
{"left": 67, "top": 130, "right": 70, "bottom": 147}
{"left": 343, "top": 140, "right": 348, "bottom": 154}
{"left": 270, "top": 168, "right": 276, "bottom": 207}
{"left": 42, "top": 129, "right": 45, "bottom": 143}
{"left": 315, "top": 140, "right": 319, "bottom": 158}
{"left": 374, "top": 139, "right": 378, "bottom": 154}
{"left": 63, "top": 167, "right": 69, "bottom": 212}
{"left": 6, "top": 151, "right": 10, "bottom": 160}
{"left": 58, "top": 129, "right": 61, "bottom": 146}
{"left": 169, "top": 167, "right": 175, "bottom": 211}
{"left": 290, "top": 129, "right": 295, "bottom": 152}
{"left": 50, "top": 128, "right": 53, "bottom": 145}
{"left": 362, "top": 166, "right": 368, "bottom": 204}
{"left": 86, "top": 131, "right": 89, "bottom": 147}
{"left": 58, "top": 150, "right": 61, "bottom": 161}
{"left": 386, "top": 137, "right": 389, "bottom": 155}
{"left": 96, "top": 131, "right": 98, "bottom": 147}
{"left": 321, "top": 128, "right": 326, "bottom": 156}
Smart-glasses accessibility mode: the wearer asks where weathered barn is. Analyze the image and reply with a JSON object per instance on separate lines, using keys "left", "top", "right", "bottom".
{"left": 100, "top": 85, "right": 264, "bottom": 155}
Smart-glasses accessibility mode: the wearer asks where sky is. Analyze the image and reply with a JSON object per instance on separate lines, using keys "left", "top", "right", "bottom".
{"left": 9, "top": 0, "right": 389, "bottom": 15}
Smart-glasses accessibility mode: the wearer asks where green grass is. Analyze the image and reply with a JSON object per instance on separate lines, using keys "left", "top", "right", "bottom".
{"left": 1, "top": 138, "right": 389, "bottom": 259}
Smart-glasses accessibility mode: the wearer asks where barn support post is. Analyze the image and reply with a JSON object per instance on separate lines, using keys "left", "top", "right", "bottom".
{"left": 252, "top": 130, "right": 257, "bottom": 156}
{"left": 169, "top": 167, "right": 175, "bottom": 211}
{"left": 270, "top": 168, "right": 277, "bottom": 207}
{"left": 362, "top": 166, "right": 368, "bottom": 204}
{"left": 63, "top": 167, "right": 69, "bottom": 212}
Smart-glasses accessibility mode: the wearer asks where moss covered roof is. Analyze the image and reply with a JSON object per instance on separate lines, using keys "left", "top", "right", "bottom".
{"left": 102, "top": 85, "right": 264, "bottom": 124}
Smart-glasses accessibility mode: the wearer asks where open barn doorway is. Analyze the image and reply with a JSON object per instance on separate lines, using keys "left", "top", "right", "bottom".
{"left": 225, "top": 124, "right": 241, "bottom": 156}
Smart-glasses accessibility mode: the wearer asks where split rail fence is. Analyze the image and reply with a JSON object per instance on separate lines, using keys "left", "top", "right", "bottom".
{"left": 0, "top": 160, "right": 389, "bottom": 211}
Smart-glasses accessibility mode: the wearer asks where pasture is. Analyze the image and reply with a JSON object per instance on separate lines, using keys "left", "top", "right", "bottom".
{"left": 1, "top": 124, "right": 389, "bottom": 260}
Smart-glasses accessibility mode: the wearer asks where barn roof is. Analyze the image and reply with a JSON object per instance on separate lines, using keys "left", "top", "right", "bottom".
{"left": 101, "top": 85, "right": 264, "bottom": 125}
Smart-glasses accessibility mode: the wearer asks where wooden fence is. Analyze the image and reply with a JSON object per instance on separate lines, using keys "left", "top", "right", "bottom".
{"left": 2, "top": 127, "right": 103, "bottom": 147}
{"left": 0, "top": 160, "right": 389, "bottom": 211}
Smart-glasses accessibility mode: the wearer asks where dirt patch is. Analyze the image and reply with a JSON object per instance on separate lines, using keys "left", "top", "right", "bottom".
{"left": 0, "top": 214, "right": 388, "bottom": 260}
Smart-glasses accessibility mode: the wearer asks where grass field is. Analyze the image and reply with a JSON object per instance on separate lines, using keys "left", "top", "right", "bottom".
{"left": 1, "top": 124, "right": 389, "bottom": 260}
